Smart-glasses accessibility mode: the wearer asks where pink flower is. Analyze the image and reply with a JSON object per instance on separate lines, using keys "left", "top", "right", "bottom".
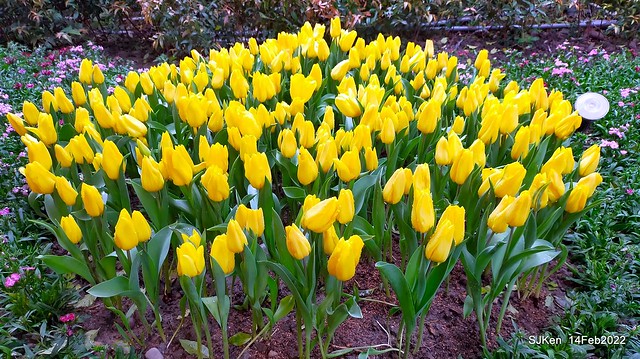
{"left": 618, "top": 101, "right": 625, "bottom": 107}
{"left": 620, "top": 150, "right": 628, "bottom": 155}
{"left": 4, "top": 273, "right": 21, "bottom": 288}
{"left": 627, "top": 189, "right": 635, "bottom": 195}
{"left": 0, "top": 207, "right": 10, "bottom": 216}
{"left": 60, "top": 313, "right": 76, "bottom": 323}
{"left": 600, "top": 140, "right": 619, "bottom": 149}
{"left": 588, "top": 49, "right": 599, "bottom": 56}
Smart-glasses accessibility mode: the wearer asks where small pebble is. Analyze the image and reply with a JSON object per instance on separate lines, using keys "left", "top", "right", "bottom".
{"left": 145, "top": 347, "right": 163, "bottom": 359}
{"left": 268, "top": 350, "right": 279, "bottom": 358}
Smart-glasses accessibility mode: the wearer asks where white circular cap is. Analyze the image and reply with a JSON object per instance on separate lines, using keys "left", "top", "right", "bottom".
{"left": 575, "top": 92, "right": 609, "bottom": 120}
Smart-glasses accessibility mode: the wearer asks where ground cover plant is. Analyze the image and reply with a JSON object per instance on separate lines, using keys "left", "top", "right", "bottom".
{"left": 485, "top": 42, "right": 640, "bottom": 358}
{"left": 1, "top": 16, "right": 615, "bottom": 358}
{"left": 0, "top": 42, "right": 141, "bottom": 357}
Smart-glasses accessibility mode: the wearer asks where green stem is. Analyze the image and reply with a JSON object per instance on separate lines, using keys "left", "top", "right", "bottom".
{"left": 413, "top": 311, "right": 427, "bottom": 354}
{"left": 153, "top": 304, "right": 167, "bottom": 342}
{"left": 496, "top": 277, "right": 517, "bottom": 336}
{"left": 296, "top": 309, "right": 303, "bottom": 359}
{"left": 533, "top": 262, "right": 549, "bottom": 298}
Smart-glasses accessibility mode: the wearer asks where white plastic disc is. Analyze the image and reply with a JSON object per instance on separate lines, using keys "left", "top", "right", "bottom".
{"left": 575, "top": 92, "right": 610, "bottom": 120}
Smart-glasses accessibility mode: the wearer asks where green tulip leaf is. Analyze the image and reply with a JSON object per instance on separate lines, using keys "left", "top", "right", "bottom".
{"left": 179, "top": 339, "right": 210, "bottom": 358}
{"left": 41, "top": 255, "right": 95, "bottom": 285}
{"left": 87, "top": 276, "right": 130, "bottom": 298}
{"left": 229, "top": 332, "right": 252, "bottom": 346}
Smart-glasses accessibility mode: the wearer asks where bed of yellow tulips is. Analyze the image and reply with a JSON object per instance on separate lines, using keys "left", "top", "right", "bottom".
{"left": 7, "top": 16, "right": 602, "bottom": 358}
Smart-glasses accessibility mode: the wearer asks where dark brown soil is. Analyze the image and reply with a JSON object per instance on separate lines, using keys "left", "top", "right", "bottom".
{"left": 81, "top": 251, "right": 572, "bottom": 358}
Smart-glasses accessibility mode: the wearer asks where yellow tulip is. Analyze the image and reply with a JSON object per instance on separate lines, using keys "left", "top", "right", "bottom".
{"left": 411, "top": 189, "right": 435, "bottom": 233}
{"left": 37, "top": 113, "right": 58, "bottom": 145}
{"left": 60, "top": 215, "right": 82, "bottom": 244}
{"left": 578, "top": 145, "right": 600, "bottom": 176}
{"left": 7, "top": 113, "right": 27, "bottom": 136}
{"left": 52, "top": 88, "right": 73, "bottom": 114}
{"left": 506, "top": 190, "right": 532, "bottom": 227}
{"left": 327, "top": 235, "right": 364, "bottom": 281}
{"left": 55, "top": 176, "right": 77, "bottom": 206}
{"left": 114, "top": 209, "right": 138, "bottom": 251}
{"left": 278, "top": 129, "right": 297, "bottom": 158}
{"left": 230, "top": 69, "right": 249, "bottom": 99}
{"left": 488, "top": 196, "right": 515, "bottom": 233}
{"left": 79, "top": 59, "right": 93, "bottom": 84}
{"left": 510, "top": 126, "right": 530, "bottom": 159}
{"left": 141, "top": 156, "right": 165, "bottom": 192}
{"left": 205, "top": 143, "right": 229, "bottom": 173}
{"left": 235, "top": 204, "right": 265, "bottom": 237}
{"left": 365, "top": 147, "right": 378, "bottom": 171}
{"left": 171, "top": 145, "right": 194, "bottom": 186}
{"left": 529, "top": 173, "right": 550, "bottom": 209}
{"left": 54, "top": 144, "right": 73, "bottom": 168}
{"left": 177, "top": 242, "right": 205, "bottom": 277}
{"left": 23, "top": 135, "right": 52, "bottom": 170}
{"left": 435, "top": 137, "right": 451, "bottom": 166}
{"left": 565, "top": 185, "right": 589, "bottom": 213}
{"left": 302, "top": 197, "right": 339, "bottom": 233}
{"left": 132, "top": 210, "right": 152, "bottom": 243}
{"left": 285, "top": 224, "right": 311, "bottom": 260}
{"left": 425, "top": 219, "right": 454, "bottom": 263}
{"left": 210, "top": 234, "right": 235, "bottom": 275}
{"left": 383, "top": 168, "right": 410, "bottom": 204}
{"left": 323, "top": 226, "right": 339, "bottom": 255}
{"left": 201, "top": 165, "right": 230, "bottom": 202}
{"left": 474, "top": 49, "right": 488, "bottom": 70}
{"left": 441, "top": 205, "right": 465, "bottom": 245}
{"left": 297, "top": 147, "right": 319, "bottom": 186}
{"left": 124, "top": 71, "right": 140, "bottom": 93}
{"left": 380, "top": 117, "right": 395, "bottom": 144}
{"left": 92, "top": 65, "right": 105, "bottom": 84}
{"left": 290, "top": 73, "right": 316, "bottom": 104}
{"left": 181, "top": 229, "right": 202, "bottom": 247}
{"left": 335, "top": 94, "right": 362, "bottom": 118}
{"left": 244, "top": 152, "right": 271, "bottom": 189}
{"left": 42, "top": 90, "right": 58, "bottom": 114}
{"left": 494, "top": 162, "right": 527, "bottom": 198}
{"left": 24, "top": 162, "right": 56, "bottom": 194}
{"left": 224, "top": 219, "right": 247, "bottom": 254}
{"left": 333, "top": 150, "right": 361, "bottom": 183}
{"left": 101, "top": 140, "right": 124, "bottom": 180}
{"left": 339, "top": 30, "right": 358, "bottom": 52}
{"left": 417, "top": 100, "right": 440, "bottom": 134}
{"left": 450, "top": 149, "right": 475, "bottom": 185}
{"left": 67, "top": 134, "right": 94, "bottom": 164}
{"left": 330, "top": 17, "right": 342, "bottom": 38}
{"left": 239, "top": 135, "right": 258, "bottom": 161}
{"left": 469, "top": 139, "right": 486, "bottom": 168}
{"left": 316, "top": 139, "right": 338, "bottom": 173}
{"left": 81, "top": 184, "right": 104, "bottom": 217}
{"left": 337, "top": 189, "right": 355, "bottom": 224}
{"left": 120, "top": 114, "right": 147, "bottom": 138}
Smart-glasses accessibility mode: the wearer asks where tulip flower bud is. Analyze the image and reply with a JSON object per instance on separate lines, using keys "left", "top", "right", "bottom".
{"left": 285, "top": 224, "right": 311, "bottom": 260}
{"left": 364, "top": 147, "right": 379, "bottom": 171}
{"left": 383, "top": 168, "right": 409, "bottom": 204}
{"left": 333, "top": 150, "right": 361, "bottom": 183}
{"left": 337, "top": 189, "right": 355, "bottom": 224}
{"left": 211, "top": 234, "right": 235, "bottom": 275}
{"left": 79, "top": 59, "right": 93, "bottom": 84}
{"left": 565, "top": 185, "right": 589, "bottom": 213}
{"left": 327, "top": 235, "right": 364, "bottom": 281}
{"left": 278, "top": 129, "right": 297, "bottom": 158}
{"left": 450, "top": 149, "right": 475, "bottom": 185}
{"left": 578, "top": 145, "right": 600, "bottom": 177}
{"left": 425, "top": 219, "right": 454, "bottom": 263}
{"left": 101, "top": 140, "right": 124, "bottom": 180}
{"left": 335, "top": 94, "right": 362, "bottom": 118}
{"left": 54, "top": 87, "right": 74, "bottom": 114}
{"left": 244, "top": 152, "right": 271, "bottom": 190}
{"left": 114, "top": 209, "right": 139, "bottom": 251}
{"left": 474, "top": 49, "right": 489, "bottom": 70}
{"left": 506, "top": 190, "right": 532, "bottom": 227}
{"left": 54, "top": 144, "right": 73, "bottom": 168}
{"left": 226, "top": 219, "right": 248, "bottom": 253}
{"left": 177, "top": 242, "right": 205, "bottom": 277}
{"left": 205, "top": 143, "right": 229, "bottom": 173}
{"left": 330, "top": 17, "right": 342, "bottom": 38}
{"left": 55, "top": 176, "right": 78, "bottom": 206}
{"left": 7, "top": 113, "right": 27, "bottom": 136}
{"left": 92, "top": 64, "right": 105, "bottom": 84}
{"left": 411, "top": 190, "right": 435, "bottom": 233}
{"left": 435, "top": 137, "right": 451, "bottom": 166}
{"left": 60, "top": 215, "right": 82, "bottom": 244}
{"left": 81, "top": 183, "right": 104, "bottom": 217}
{"left": 380, "top": 117, "right": 396, "bottom": 144}
{"left": 230, "top": 69, "right": 249, "bottom": 99}
{"left": 140, "top": 156, "right": 165, "bottom": 192}
{"left": 37, "top": 113, "right": 58, "bottom": 145}
{"left": 235, "top": 204, "right": 265, "bottom": 237}
{"left": 132, "top": 210, "right": 152, "bottom": 243}
{"left": 24, "top": 162, "right": 56, "bottom": 194}
{"left": 201, "top": 165, "right": 230, "bottom": 202}
{"left": 239, "top": 135, "right": 258, "bottom": 161}
{"left": 493, "top": 162, "right": 527, "bottom": 198}
{"left": 23, "top": 135, "right": 52, "bottom": 170}
{"left": 511, "top": 126, "right": 531, "bottom": 160}
{"left": 488, "top": 196, "right": 515, "bottom": 233}
{"left": 302, "top": 197, "right": 339, "bottom": 233}
{"left": 417, "top": 99, "right": 440, "bottom": 134}
{"left": 297, "top": 147, "right": 319, "bottom": 186}
{"left": 323, "top": 226, "right": 340, "bottom": 255}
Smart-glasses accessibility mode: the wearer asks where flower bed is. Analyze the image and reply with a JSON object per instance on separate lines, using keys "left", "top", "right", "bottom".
{"left": 6, "top": 18, "right": 602, "bottom": 358}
